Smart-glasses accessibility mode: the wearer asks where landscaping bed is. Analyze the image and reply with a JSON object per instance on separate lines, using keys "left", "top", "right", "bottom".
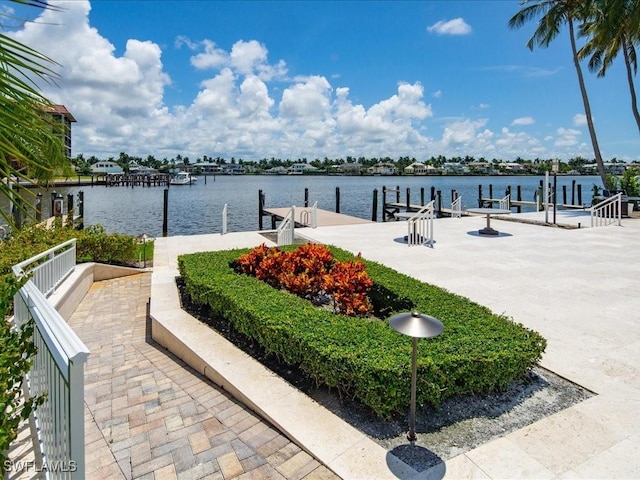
{"left": 178, "top": 245, "right": 547, "bottom": 419}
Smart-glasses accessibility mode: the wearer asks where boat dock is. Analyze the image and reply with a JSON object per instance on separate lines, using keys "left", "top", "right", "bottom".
{"left": 262, "top": 207, "right": 373, "bottom": 229}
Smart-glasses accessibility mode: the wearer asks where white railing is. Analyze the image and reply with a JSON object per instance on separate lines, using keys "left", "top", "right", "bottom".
{"left": 12, "top": 239, "right": 89, "bottom": 479}
{"left": 300, "top": 201, "right": 318, "bottom": 228}
{"left": 277, "top": 206, "right": 295, "bottom": 245}
{"left": 407, "top": 201, "right": 434, "bottom": 247}
{"left": 451, "top": 196, "right": 462, "bottom": 218}
{"left": 499, "top": 194, "right": 510, "bottom": 211}
{"left": 590, "top": 193, "right": 622, "bottom": 227}
{"left": 222, "top": 203, "right": 228, "bottom": 235}
{"left": 14, "top": 240, "right": 77, "bottom": 298}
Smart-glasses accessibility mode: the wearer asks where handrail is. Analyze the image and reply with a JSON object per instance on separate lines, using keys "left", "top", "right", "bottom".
{"left": 407, "top": 201, "right": 434, "bottom": 247}
{"left": 277, "top": 206, "right": 295, "bottom": 245}
{"left": 310, "top": 201, "right": 317, "bottom": 228}
{"left": 451, "top": 196, "right": 462, "bottom": 218}
{"left": 13, "top": 238, "right": 77, "bottom": 298}
{"left": 222, "top": 203, "right": 228, "bottom": 235}
{"left": 590, "top": 192, "right": 622, "bottom": 227}
{"left": 499, "top": 195, "right": 510, "bottom": 210}
{"left": 12, "top": 240, "right": 89, "bottom": 478}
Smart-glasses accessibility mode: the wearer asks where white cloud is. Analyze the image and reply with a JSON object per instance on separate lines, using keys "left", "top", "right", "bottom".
{"left": 512, "top": 116, "right": 535, "bottom": 126}
{"left": 189, "top": 40, "right": 228, "bottom": 69}
{"left": 555, "top": 127, "right": 581, "bottom": 147}
{"left": 427, "top": 18, "right": 472, "bottom": 36}
{"left": 573, "top": 113, "right": 587, "bottom": 126}
{"left": 5, "top": 0, "right": 608, "bottom": 161}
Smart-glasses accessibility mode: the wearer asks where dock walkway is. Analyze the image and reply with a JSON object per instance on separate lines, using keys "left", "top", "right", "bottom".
{"left": 262, "top": 207, "right": 372, "bottom": 228}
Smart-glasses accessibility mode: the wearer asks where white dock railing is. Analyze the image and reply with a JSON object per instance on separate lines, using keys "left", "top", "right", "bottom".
{"left": 407, "top": 201, "right": 434, "bottom": 247}
{"left": 451, "top": 196, "right": 462, "bottom": 218}
{"left": 12, "top": 239, "right": 90, "bottom": 479}
{"left": 300, "top": 201, "right": 318, "bottom": 228}
{"left": 222, "top": 203, "right": 228, "bottom": 235}
{"left": 277, "top": 206, "right": 295, "bottom": 245}
{"left": 499, "top": 194, "right": 510, "bottom": 211}
{"left": 590, "top": 193, "right": 622, "bottom": 227}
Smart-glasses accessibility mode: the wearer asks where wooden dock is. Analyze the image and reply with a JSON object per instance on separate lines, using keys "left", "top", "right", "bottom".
{"left": 262, "top": 207, "right": 373, "bottom": 228}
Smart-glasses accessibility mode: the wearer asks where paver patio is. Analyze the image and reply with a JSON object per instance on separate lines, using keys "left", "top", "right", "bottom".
{"left": 68, "top": 273, "right": 339, "bottom": 480}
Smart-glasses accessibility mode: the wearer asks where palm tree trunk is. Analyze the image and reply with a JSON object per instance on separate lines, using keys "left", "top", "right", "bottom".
{"left": 622, "top": 39, "right": 640, "bottom": 135}
{"left": 569, "top": 16, "right": 607, "bottom": 186}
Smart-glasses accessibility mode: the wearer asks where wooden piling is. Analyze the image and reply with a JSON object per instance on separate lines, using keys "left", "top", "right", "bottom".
{"left": 258, "top": 189, "right": 264, "bottom": 230}
{"left": 372, "top": 189, "right": 378, "bottom": 222}
{"left": 78, "top": 191, "right": 84, "bottom": 230}
{"left": 162, "top": 188, "right": 168, "bottom": 237}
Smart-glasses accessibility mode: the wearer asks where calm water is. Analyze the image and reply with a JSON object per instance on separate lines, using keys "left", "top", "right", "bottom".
{"left": 2, "top": 175, "right": 600, "bottom": 237}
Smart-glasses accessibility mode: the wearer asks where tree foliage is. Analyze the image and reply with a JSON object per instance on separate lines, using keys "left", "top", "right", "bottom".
{"left": 0, "top": 1, "right": 70, "bottom": 227}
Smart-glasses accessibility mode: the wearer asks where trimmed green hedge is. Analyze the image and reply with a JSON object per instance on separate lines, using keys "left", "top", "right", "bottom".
{"left": 179, "top": 246, "right": 546, "bottom": 418}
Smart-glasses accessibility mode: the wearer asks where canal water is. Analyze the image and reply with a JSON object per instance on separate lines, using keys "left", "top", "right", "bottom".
{"left": 2, "top": 175, "right": 600, "bottom": 237}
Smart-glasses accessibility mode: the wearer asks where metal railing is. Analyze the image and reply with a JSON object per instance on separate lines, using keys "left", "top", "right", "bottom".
{"left": 300, "top": 201, "right": 318, "bottom": 228}
{"left": 12, "top": 239, "right": 90, "bottom": 479}
{"left": 14, "top": 240, "right": 78, "bottom": 298}
{"left": 222, "top": 203, "right": 228, "bottom": 235}
{"left": 277, "top": 206, "right": 295, "bottom": 245}
{"left": 499, "top": 194, "right": 510, "bottom": 211}
{"left": 451, "top": 196, "right": 462, "bottom": 218}
{"left": 591, "top": 193, "right": 622, "bottom": 227}
{"left": 407, "top": 201, "right": 434, "bottom": 247}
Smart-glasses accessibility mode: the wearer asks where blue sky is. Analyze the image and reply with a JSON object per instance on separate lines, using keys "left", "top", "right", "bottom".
{"left": 6, "top": 0, "right": 639, "bottom": 161}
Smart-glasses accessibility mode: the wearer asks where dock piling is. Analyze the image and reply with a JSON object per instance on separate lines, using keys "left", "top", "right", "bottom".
{"left": 162, "top": 188, "right": 168, "bottom": 237}
{"left": 372, "top": 189, "right": 378, "bottom": 222}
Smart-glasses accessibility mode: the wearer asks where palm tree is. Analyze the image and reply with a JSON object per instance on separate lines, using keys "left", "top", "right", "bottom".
{"left": 509, "top": 0, "right": 608, "bottom": 186}
{"left": 579, "top": 0, "right": 640, "bottom": 135}
{"left": 1, "top": 0, "right": 69, "bottom": 227}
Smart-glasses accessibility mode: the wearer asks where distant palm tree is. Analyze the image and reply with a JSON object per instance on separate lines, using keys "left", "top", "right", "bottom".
{"left": 1, "top": 0, "right": 69, "bottom": 227}
{"left": 509, "top": 0, "right": 608, "bottom": 186}
{"left": 579, "top": 0, "right": 640, "bottom": 135}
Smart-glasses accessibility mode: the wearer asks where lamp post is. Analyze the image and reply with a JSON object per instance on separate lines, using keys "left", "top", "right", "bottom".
{"left": 552, "top": 159, "right": 559, "bottom": 224}
{"left": 389, "top": 311, "right": 443, "bottom": 443}
{"left": 137, "top": 233, "right": 149, "bottom": 268}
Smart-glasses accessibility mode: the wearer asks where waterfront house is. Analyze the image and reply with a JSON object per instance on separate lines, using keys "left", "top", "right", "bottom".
{"left": 288, "top": 163, "right": 319, "bottom": 175}
{"left": 583, "top": 163, "right": 627, "bottom": 175}
{"left": 367, "top": 163, "right": 397, "bottom": 175}
{"left": 265, "top": 166, "right": 288, "bottom": 175}
{"left": 91, "top": 161, "right": 123, "bottom": 174}
{"left": 334, "top": 163, "right": 362, "bottom": 175}
{"left": 442, "top": 162, "right": 466, "bottom": 174}
{"left": 190, "top": 162, "right": 224, "bottom": 174}
{"left": 44, "top": 104, "right": 76, "bottom": 160}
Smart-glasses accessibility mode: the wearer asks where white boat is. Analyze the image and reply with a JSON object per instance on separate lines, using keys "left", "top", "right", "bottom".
{"left": 170, "top": 172, "right": 197, "bottom": 185}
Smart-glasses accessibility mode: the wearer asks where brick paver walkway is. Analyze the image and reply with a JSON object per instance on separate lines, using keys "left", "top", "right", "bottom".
{"left": 69, "top": 273, "right": 339, "bottom": 480}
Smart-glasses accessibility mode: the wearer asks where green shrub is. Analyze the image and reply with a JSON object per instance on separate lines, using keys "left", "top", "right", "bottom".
{"left": 179, "top": 246, "right": 547, "bottom": 418}
{"left": 75, "top": 225, "right": 137, "bottom": 264}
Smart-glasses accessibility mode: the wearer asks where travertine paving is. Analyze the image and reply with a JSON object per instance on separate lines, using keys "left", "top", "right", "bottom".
{"left": 69, "top": 273, "right": 339, "bottom": 480}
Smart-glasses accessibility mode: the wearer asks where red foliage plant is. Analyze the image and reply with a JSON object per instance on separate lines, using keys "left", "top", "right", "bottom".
{"left": 235, "top": 244, "right": 373, "bottom": 316}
